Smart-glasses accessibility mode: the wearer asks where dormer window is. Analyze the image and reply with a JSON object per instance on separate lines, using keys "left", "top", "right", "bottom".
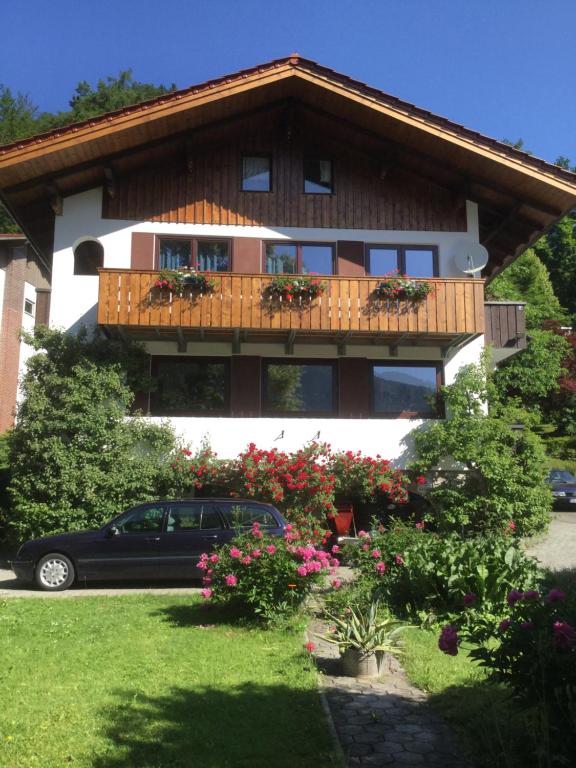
{"left": 304, "top": 159, "right": 333, "bottom": 194}
{"left": 241, "top": 156, "right": 271, "bottom": 192}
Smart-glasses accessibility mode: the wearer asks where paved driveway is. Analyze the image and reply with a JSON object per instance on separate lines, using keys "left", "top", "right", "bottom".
{"left": 525, "top": 511, "right": 576, "bottom": 571}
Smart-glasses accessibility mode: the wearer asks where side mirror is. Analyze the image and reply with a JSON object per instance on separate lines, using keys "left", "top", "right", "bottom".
{"left": 106, "top": 525, "right": 120, "bottom": 538}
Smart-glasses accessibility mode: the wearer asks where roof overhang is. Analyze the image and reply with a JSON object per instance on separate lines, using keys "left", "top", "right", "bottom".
{"left": 1, "top": 55, "right": 575, "bottom": 277}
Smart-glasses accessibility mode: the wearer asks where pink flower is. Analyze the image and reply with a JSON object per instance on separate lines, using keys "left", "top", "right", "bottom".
{"left": 297, "top": 565, "right": 308, "bottom": 577}
{"left": 415, "top": 521, "right": 425, "bottom": 530}
{"left": 252, "top": 549, "right": 261, "bottom": 558}
{"left": 200, "top": 588, "right": 213, "bottom": 599}
{"left": 371, "top": 549, "right": 381, "bottom": 559}
{"left": 553, "top": 621, "right": 576, "bottom": 650}
{"left": 358, "top": 530, "right": 369, "bottom": 539}
{"left": 523, "top": 589, "right": 540, "bottom": 602}
{"left": 209, "top": 554, "right": 220, "bottom": 564}
{"left": 331, "top": 578, "right": 342, "bottom": 589}
{"left": 375, "top": 561, "right": 386, "bottom": 574}
{"left": 331, "top": 545, "right": 340, "bottom": 554}
{"left": 463, "top": 592, "right": 477, "bottom": 607}
{"left": 225, "top": 574, "right": 237, "bottom": 587}
{"left": 241, "top": 556, "right": 252, "bottom": 566}
{"left": 499, "top": 619, "right": 512, "bottom": 632}
{"left": 507, "top": 520, "right": 516, "bottom": 532}
{"left": 546, "top": 588, "right": 566, "bottom": 603}
{"left": 416, "top": 476, "right": 426, "bottom": 485}
{"left": 507, "top": 589, "right": 524, "bottom": 606}
{"left": 438, "top": 625, "right": 459, "bottom": 656}
{"left": 196, "top": 560, "right": 208, "bottom": 570}
{"left": 304, "top": 641, "right": 315, "bottom": 653}
{"left": 394, "top": 555, "right": 405, "bottom": 566}
{"left": 266, "top": 544, "right": 277, "bottom": 555}
{"left": 230, "top": 547, "right": 242, "bottom": 559}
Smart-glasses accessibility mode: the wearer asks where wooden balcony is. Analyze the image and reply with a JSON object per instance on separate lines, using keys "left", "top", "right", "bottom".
{"left": 98, "top": 270, "right": 485, "bottom": 349}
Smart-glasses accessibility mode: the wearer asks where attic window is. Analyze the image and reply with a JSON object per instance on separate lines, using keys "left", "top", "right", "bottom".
{"left": 242, "top": 156, "right": 271, "bottom": 192}
{"left": 24, "top": 299, "right": 35, "bottom": 317}
{"left": 304, "top": 159, "right": 333, "bottom": 194}
{"left": 73, "top": 240, "right": 104, "bottom": 276}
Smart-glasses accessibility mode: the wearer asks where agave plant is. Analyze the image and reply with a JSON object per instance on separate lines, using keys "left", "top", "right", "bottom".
{"left": 318, "top": 601, "right": 408, "bottom": 655}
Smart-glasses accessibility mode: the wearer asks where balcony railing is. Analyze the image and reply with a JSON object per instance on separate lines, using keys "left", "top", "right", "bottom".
{"left": 98, "top": 270, "right": 485, "bottom": 337}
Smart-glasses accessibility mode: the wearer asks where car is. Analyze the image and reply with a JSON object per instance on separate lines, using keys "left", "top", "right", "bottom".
{"left": 11, "top": 499, "right": 287, "bottom": 591}
{"left": 547, "top": 469, "right": 576, "bottom": 510}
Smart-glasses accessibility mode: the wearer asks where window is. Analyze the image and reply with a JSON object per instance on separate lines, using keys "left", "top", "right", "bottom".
{"left": 221, "top": 503, "right": 278, "bottom": 529}
{"left": 372, "top": 364, "right": 441, "bottom": 417}
{"left": 24, "top": 299, "right": 35, "bottom": 317}
{"left": 150, "top": 357, "right": 229, "bottom": 416}
{"left": 263, "top": 361, "right": 336, "bottom": 415}
{"left": 304, "top": 159, "right": 333, "bottom": 194}
{"left": 73, "top": 240, "right": 104, "bottom": 276}
{"left": 159, "top": 239, "right": 230, "bottom": 272}
{"left": 366, "top": 245, "right": 438, "bottom": 278}
{"left": 166, "top": 504, "right": 222, "bottom": 532}
{"left": 117, "top": 505, "right": 165, "bottom": 534}
{"left": 265, "top": 243, "right": 334, "bottom": 275}
{"left": 242, "top": 156, "right": 271, "bottom": 192}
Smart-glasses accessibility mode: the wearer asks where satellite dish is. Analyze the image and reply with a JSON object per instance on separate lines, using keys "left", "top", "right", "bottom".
{"left": 453, "top": 241, "right": 489, "bottom": 275}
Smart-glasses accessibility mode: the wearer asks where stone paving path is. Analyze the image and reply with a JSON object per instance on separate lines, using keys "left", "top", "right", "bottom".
{"left": 308, "top": 617, "right": 472, "bottom": 767}
{"left": 525, "top": 511, "right": 576, "bottom": 571}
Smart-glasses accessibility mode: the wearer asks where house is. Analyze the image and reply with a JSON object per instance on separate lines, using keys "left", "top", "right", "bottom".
{"left": 0, "top": 233, "right": 50, "bottom": 432}
{"left": 0, "top": 55, "right": 574, "bottom": 460}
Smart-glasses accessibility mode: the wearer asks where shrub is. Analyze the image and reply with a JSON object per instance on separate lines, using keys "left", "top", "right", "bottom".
{"left": 346, "top": 521, "right": 541, "bottom": 624}
{"left": 198, "top": 522, "right": 339, "bottom": 624}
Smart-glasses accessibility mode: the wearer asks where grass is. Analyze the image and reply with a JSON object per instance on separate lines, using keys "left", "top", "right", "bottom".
{"left": 0, "top": 596, "right": 339, "bottom": 768}
{"left": 401, "top": 627, "right": 551, "bottom": 768}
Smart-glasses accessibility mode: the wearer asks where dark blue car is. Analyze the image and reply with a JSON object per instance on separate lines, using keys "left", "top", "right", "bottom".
{"left": 12, "top": 499, "right": 287, "bottom": 591}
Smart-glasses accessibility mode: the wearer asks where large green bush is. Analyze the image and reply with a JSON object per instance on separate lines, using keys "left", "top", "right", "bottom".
{"left": 6, "top": 328, "right": 183, "bottom": 542}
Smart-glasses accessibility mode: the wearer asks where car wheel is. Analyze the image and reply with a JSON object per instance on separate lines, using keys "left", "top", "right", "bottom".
{"left": 35, "top": 553, "right": 75, "bottom": 591}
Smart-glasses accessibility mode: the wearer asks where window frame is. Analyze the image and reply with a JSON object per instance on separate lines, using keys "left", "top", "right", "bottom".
{"left": 262, "top": 358, "right": 338, "bottom": 418}
{"left": 370, "top": 361, "right": 444, "bottom": 419}
{"left": 24, "top": 299, "right": 35, "bottom": 317}
{"left": 166, "top": 502, "right": 224, "bottom": 533}
{"left": 262, "top": 241, "right": 336, "bottom": 275}
{"left": 149, "top": 356, "right": 231, "bottom": 417}
{"left": 365, "top": 244, "right": 439, "bottom": 278}
{"left": 303, "top": 158, "right": 334, "bottom": 195}
{"left": 155, "top": 236, "right": 233, "bottom": 272}
{"left": 240, "top": 154, "right": 272, "bottom": 193}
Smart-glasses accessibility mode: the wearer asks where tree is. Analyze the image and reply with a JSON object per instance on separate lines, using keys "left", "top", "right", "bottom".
{"left": 534, "top": 214, "right": 576, "bottom": 317}
{"left": 411, "top": 361, "right": 552, "bottom": 535}
{"left": 486, "top": 249, "right": 568, "bottom": 329}
{"left": 6, "top": 328, "right": 182, "bottom": 542}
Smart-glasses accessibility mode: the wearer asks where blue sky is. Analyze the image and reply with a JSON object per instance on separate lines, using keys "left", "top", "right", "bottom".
{"left": 2, "top": 0, "right": 575, "bottom": 165}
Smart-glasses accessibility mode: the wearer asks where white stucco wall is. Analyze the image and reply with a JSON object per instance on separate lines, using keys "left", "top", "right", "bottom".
{"left": 16, "top": 281, "right": 38, "bottom": 404}
{"left": 50, "top": 188, "right": 481, "bottom": 332}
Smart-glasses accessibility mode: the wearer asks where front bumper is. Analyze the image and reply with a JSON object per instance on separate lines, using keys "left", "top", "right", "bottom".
{"left": 10, "top": 560, "right": 34, "bottom": 583}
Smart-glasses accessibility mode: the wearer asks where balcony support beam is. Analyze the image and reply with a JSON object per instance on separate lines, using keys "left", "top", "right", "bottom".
{"left": 390, "top": 334, "right": 409, "bottom": 356}
{"left": 285, "top": 330, "right": 297, "bottom": 355}
{"left": 176, "top": 327, "right": 187, "bottom": 353}
{"left": 232, "top": 328, "right": 242, "bottom": 354}
{"left": 336, "top": 332, "right": 350, "bottom": 356}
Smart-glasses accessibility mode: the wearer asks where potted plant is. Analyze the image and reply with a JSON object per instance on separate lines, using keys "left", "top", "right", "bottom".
{"left": 318, "top": 601, "right": 408, "bottom": 678}
{"left": 154, "top": 268, "right": 215, "bottom": 294}
{"left": 266, "top": 274, "right": 327, "bottom": 302}
{"left": 374, "top": 272, "right": 432, "bottom": 301}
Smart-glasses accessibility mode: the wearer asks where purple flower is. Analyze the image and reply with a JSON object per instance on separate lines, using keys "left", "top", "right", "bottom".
{"left": 438, "top": 625, "right": 459, "bottom": 656}
{"left": 507, "top": 589, "right": 524, "bottom": 606}
{"left": 553, "top": 621, "right": 576, "bottom": 651}
{"left": 546, "top": 588, "right": 566, "bottom": 604}
{"left": 463, "top": 592, "right": 477, "bottom": 607}
{"left": 499, "top": 619, "right": 512, "bottom": 632}
{"left": 523, "top": 589, "right": 540, "bottom": 602}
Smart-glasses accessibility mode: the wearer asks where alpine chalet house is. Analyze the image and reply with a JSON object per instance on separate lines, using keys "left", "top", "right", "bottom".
{"left": 1, "top": 56, "right": 575, "bottom": 460}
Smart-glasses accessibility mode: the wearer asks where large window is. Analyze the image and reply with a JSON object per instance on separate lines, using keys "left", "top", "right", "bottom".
{"left": 372, "top": 364, "right": 441, "bottom": 417}
{"left": 263, "top": 361, "right": 336, "bottom": 415}
{"left": 265, "top": 243, "right": 334, "bottom": 274}
{"left": 158, "top": 239, "right": 230, "bottom": 272}
{"left": 241, "top": 156, "right": 271, "bottom": 192}
{"left": 150, "top": 358, "right": 229, "bottom": 416}
{"left": 366, "top": 245, "right": 438, "bottom": 278}
{"left": 304, "top": 159, "right": 333, "bottom": 194}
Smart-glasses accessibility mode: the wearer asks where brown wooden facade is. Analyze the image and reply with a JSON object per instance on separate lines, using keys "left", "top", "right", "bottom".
{"left": 484, "top": 301, "right": 527, "bottom": 352}
{"left": 98, "top": 269, "right": 484, "bottom": 342}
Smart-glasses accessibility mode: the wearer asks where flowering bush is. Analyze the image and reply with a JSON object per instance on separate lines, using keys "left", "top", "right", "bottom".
{"left": 266, "top": 275, "right": 327, "bottom": 301}
{"left": 198, "top": 522, "right": 339, "bottom": 624}
{"left": 347, "top": 521, "right": 541, "bottom": 624}
{"left": 154, "top": 269, "right": 215, "bottom": 293}
{"left": 374, "top": 272, "right": 432, "bottom": 301}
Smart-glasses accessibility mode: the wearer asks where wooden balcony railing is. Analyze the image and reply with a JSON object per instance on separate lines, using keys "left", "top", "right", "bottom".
{"left": 98, "top": 270, "right": 485, "bottom": 337}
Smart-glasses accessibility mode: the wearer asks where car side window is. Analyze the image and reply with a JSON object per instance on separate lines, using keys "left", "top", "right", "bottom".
{"left": 166, "top": 504, "right": 223, "bottom": 533}
{"left": 117, "top": 506, "right": 165, "bottom": 534}
{"left": 222, "top": 503, "right": 277, "bottom": 529}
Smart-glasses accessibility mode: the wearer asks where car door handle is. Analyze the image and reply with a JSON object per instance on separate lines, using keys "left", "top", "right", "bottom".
{"left": 145, "top": 536, "right": 161, "bottom": 543}
{"left": 202, "top": 534, "right": 219, "bottom": 539}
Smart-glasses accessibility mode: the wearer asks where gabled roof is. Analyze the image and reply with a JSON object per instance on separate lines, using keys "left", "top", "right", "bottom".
{"left": 1, "top": 54, "right": 575, "bottom": 276}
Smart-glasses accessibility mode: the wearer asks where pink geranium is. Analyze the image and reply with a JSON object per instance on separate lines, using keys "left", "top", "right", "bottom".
{"left": 375, "top": 561, "right": 386, "bottom": 574}
{"left": 266, "top": 544, "right": 277, "bottom": 555}
{"left": 297, "top": 565, "right": 308, "bottom": 577}
{"left": 230, "top": 547, "right": 242, "bottom": 559}
{"left": 201, "top": 588, "right": 213, "bottom": 599}
{"left": 225, "top": 574, "right": 237, "bottom": 587}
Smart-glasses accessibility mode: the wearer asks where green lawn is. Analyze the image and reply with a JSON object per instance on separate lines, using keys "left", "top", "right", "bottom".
{"left": 0, "top": 596, "right": 338, "bottom": 768}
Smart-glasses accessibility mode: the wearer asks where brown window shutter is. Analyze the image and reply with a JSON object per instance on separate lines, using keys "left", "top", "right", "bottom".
{"left": 34, "top": 288, "right": 51, "bottom": 326}
{"left": 131, "top": 233, "right": 155, "bottom": 270}
{"left": 233, "top": 238, "right": 262, "bottom": 273}
{"left": 337, "top": 241, "right": 365, "bottom": 277}
{"left": 230, "top": 357, "right": 261, "bottom": 416}
{"left": 339, "top": 358, "right": 371, "bottom": 417}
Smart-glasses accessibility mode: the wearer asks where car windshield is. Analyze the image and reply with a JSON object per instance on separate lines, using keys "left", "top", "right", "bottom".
{"left": 548, "top": 470, "right": 576, "bottom": 484}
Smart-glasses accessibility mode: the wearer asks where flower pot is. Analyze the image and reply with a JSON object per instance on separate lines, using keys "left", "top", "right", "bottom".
{"left": 333, "top": 506, "right": 354, "bottom": 536}
{"left": 341, "top": 648, "right": 380, "bottom": 678}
